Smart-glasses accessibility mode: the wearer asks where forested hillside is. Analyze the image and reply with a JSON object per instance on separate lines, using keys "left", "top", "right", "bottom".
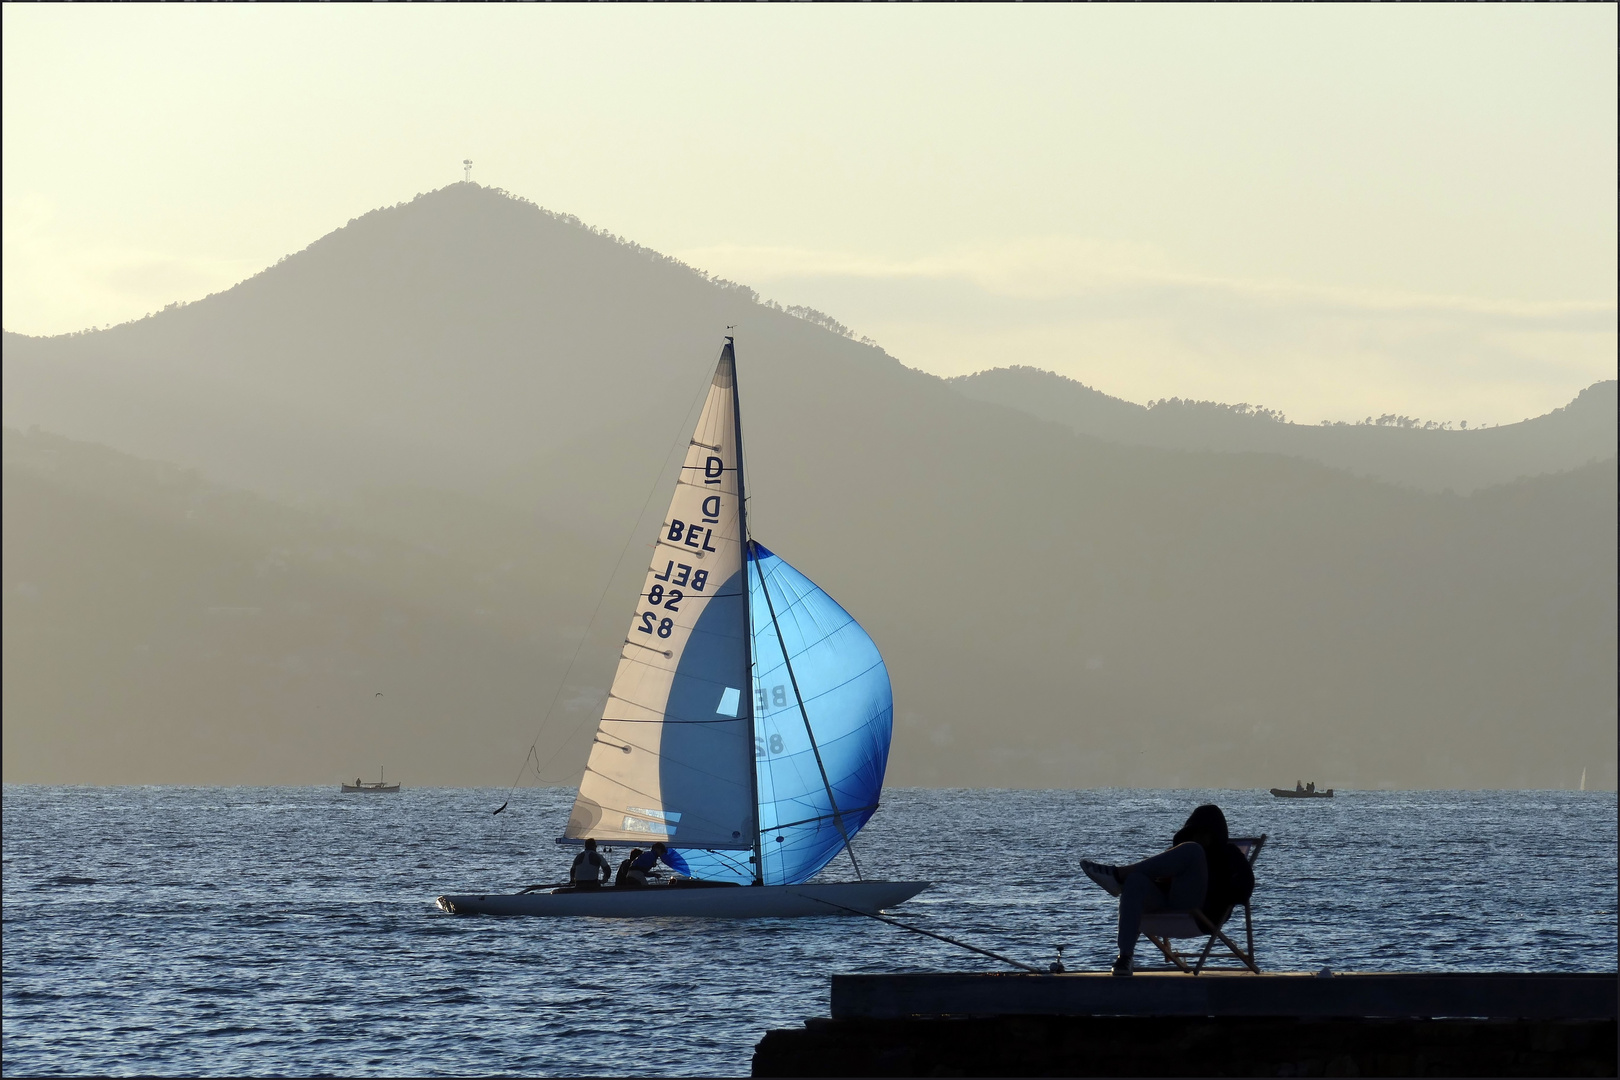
{"left": 950, "top": 366, "right": 1615, "bottom": 493}
{"left": 4, "top": 184, "right": 1614, "bottom": 789}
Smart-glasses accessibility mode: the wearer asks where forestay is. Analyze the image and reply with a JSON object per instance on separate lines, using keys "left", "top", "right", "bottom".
{"left": 563, "top": 346, "right": 755, "bottom": 851}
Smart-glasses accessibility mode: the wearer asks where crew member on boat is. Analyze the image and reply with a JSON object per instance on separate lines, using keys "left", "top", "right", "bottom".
{"left": 570, "top": 838, "right": 612, "bottom": 888}
{"left": 621, "top": 842, "right": 676, "bottom": 888}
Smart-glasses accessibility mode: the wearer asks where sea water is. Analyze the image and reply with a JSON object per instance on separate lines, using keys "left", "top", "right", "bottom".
{"left": 3, "top": 786, "right": 1615, "bottom": 1077}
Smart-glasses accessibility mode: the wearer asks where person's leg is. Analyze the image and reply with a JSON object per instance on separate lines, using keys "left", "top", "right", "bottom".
{"left": 1118, "top": 841, "right": 1207, "bottom": 893}
{"left": 1116, "top": 872, "right": 1167, "bottom": 959}
{"left": 1115, "top": 843, "right": 1208, "bottom": 964}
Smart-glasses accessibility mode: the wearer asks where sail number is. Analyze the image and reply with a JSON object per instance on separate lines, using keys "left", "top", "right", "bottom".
{"left": 754, "top": 687, "right": 790, "bottom": 756}
{"left": 646, "top": 584, "right": 682, "bottom": 611}
{"left": 653, "top": 561, "right": 709, "bottom": 591}
{"left": 638, "top": 612, "right": 674, "bottom": 638}
{"left": 667, "top": 519, "right": 719, "bottom": 553}
{"left": 666, "top": 491, "right": 724, "bottom": 552}
{"left": 638, "top": 562, "right": 710, "bottom": 640}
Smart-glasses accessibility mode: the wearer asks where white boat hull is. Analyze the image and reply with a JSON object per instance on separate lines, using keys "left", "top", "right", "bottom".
{"left": 435, "top": 880, "right": 929, "bottom": 919}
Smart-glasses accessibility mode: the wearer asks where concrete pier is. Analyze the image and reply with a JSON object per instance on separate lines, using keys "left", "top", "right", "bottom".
{"left": 753, "top": 973, "right": 1617, "bottom": 1077}
{"left": 832, "top": 971, "right": 1616, "bottom": 1020}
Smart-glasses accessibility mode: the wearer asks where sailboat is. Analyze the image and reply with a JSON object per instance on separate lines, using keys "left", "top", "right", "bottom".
{"left": 437, "top": 340, "right": 927, "bottom": 918}
{"left": 342, "top": 766, "right": 400, "bottom": 793}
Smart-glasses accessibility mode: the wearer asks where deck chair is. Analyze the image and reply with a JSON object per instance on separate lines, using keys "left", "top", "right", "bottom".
{"left": 1139, "top": 834, "right": 1266, "bottom": 974}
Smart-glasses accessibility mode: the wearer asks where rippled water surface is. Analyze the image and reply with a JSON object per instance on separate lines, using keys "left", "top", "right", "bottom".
{"left": 3, "top": 786, "right": 1615, "bottom": 1076}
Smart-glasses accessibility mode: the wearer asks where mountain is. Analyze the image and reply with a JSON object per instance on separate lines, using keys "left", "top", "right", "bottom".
{"left": 1, "top": 426, "right": 604, "bottom": 784}
{"left": 4, "top": 183, "right": 1615, "bottom": 790}
{"left": 949, "top": 366, "right": 1616, "bottom": 494}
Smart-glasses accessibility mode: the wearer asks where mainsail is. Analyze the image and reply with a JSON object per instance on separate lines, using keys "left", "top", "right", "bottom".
{"left": 563, "top": 344, "right": 755, "bottom": 851}
{"left": 563, "top": 341, "right": 894, "bottom": 886}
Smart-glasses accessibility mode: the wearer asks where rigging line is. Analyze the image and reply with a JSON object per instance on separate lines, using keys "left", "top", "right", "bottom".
{"left": 600, "top": 718, "right": 752, "bottom": 725}
{"left": 744, "top": 596, "right": 870, "bottom": 666}
{"left": 585, "top": 721, "right": 758, "bottom": 786}
{"left": 752, "top": 540, "right": 864, "bottom": 881}
{"left": 764, "top": 805, "right": 880, "bottom": 833}
{"left": 801, "top": 897, "right": 1043, "bottom": 974}
{"left": 702, "top": 849, "right": 755, "bottom": 877}
{"left": 497, "top": 352, "right": 722, "bottom": 811}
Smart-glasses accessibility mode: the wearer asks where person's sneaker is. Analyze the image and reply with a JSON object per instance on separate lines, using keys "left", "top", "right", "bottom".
{"left": 1110, "top": 954, "right": 1134, "bottom": 977}
{"left": 1080, "top": 859, "right": 1124, "bottom": 897}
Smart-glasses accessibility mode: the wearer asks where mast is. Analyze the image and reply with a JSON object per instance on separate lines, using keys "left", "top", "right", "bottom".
{"left": 728, "top": 336, "right": 765, "bottom": 885}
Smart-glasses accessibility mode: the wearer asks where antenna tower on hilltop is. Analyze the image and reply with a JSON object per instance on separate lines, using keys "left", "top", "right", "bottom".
{"left": 463, "top": 159, "right": 473, "bottom": 183}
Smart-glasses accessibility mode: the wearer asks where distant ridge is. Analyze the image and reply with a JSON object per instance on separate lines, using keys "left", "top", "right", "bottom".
{"left": 3, "top": 183, "right": 1614, "bottom": 790}
{"left": 950, "top": 366, "right": 1617, "bottom": 493}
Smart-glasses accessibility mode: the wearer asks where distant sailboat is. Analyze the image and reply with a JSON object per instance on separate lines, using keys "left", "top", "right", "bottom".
{"left": 438, "top": 340, "right": 927, "bottom": 918}
{"left": 1579, "top": 768, "right": 1586, "bottom": 792}
{"left": 342, "top": 766, "right": 400, "bottom": 794}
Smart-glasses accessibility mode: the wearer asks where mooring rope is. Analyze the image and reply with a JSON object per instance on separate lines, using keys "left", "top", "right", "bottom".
{"left": 802, "top": 896, "right": 1043, "bottom": 973}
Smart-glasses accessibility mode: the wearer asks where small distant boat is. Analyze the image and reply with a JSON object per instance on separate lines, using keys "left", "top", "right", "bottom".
{"left": 342, "top": 767, "right": 400, "bottom": 794}
{"left": 1271, "top": 783, "right": 1333, "bottom": 799}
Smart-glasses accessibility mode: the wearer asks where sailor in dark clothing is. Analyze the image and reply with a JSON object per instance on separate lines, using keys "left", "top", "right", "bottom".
{"left": 615, "top": 848, "right": 644, "bottom": 887}
{"left": 570, "top": 838, "right": 612, "bottom": 888}
{"left": 1080, "top": 804, "right": 1254, "bottom": 976}
{"left": 621, "top": 841, "right": 676, "bottom": 887}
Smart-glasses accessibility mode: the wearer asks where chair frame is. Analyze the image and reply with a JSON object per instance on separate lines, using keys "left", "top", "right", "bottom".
{"left": 1140, "top": 834, "right": 1266, "bottom": 975}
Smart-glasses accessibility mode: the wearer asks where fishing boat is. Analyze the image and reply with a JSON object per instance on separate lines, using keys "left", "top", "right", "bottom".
{"left": 1270, "top": 782, "right": 1333, "bottom": 798}
{"left": 342, "top": 767, "right": 400, "bottom": 794}
{"left": 438, "top": 340, "right": 927, "bottom": 918}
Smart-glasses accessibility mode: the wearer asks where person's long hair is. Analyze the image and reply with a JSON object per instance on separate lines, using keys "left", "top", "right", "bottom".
{"left": 1173, "top": 804, "right": 1229, "bottom": 863}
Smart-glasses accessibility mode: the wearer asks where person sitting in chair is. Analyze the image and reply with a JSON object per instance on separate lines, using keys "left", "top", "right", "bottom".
{"left": 1080, "top": 804, "right": 1254, "bottom": 976}
{"left": 570, "top": 838, "right": 612, "bottom": 889}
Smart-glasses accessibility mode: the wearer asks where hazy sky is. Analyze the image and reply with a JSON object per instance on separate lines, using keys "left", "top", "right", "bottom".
{"left": 4, "top": 5, "right": 1615, "bottom": 424}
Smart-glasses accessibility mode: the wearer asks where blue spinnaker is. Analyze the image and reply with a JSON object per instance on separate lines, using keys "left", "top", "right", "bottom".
{"left": 674, "top": 543, "right": 893, "bottom": 885}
